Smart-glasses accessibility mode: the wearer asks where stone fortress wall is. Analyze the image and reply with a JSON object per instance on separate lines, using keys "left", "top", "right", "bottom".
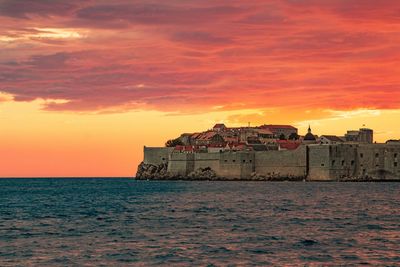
{"left": 143, "top": 147, "right": 174, "bottom": 165}
{"left": 254, "top": 146, "right": 307, "bottom": 179}
{"left": 141, "top": 144, "right": 400, "bottom": 181}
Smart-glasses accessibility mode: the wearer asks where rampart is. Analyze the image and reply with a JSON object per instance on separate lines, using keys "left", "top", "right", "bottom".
{"left": 137, "top": 144, "right": 400, "bottom": 181}
{"left": 254, "top": 146, "right": 307, "bottom": 179}
{"left": 143, "top": 146, "right": 174, "bottom": 165}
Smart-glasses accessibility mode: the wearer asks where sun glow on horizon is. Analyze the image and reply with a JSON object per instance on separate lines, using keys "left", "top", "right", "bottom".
{"left": 1, "top": 98, "right": 399, "bottom": 177}
{"left": 1, "top": 1, "right": 400, "bottom": 176}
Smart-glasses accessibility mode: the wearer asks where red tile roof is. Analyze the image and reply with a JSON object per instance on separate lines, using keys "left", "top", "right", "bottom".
{"left": 213, "top": 123, "right": 226, "bottom": 129}
{"left": 256, "top": 129, "right": 273, "bottom": 135}
{"left": 190, "top": 133, "right": 202, "bottom": 139}
{"left": 196, "top": 131, "right": 219, "bottom": 140}
{"left": 261, "top": 124, "right": 297, "bottom": 130}
{"left": 321, "top": 135, "right": 344, "bottom": 142}
{"left": 208, "top": 144, "right": 225, "bottom": 148}
{"left": 276, "top": 140, "right": 301, "bottom": 150}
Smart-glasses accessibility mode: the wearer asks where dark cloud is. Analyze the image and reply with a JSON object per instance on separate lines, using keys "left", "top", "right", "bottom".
{"left": 284, "top": 0, "right": 400, "bottom": 21}
{"left": 1, "top": 1, "right": 400, "bottom": 113}
{"left": 76, "top": 3, "right": 247, "bottom": 26}
{"left": 171, "top": 31, "right": 233, "bottom": 46}
{"left": 0, "top": 0, "right": 82, "bottom": 18}
{"left": 28, "top": 52, "right": 70, "bottom": 69}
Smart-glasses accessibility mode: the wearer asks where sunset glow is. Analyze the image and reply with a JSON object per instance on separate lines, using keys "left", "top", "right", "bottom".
{"left": 1, "top": 0, "right": 400, "bottom": 177}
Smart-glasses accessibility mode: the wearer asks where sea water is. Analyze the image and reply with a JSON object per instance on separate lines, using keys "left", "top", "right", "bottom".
{"left": 0, "top": 179, "right": 399, "bottom": 266}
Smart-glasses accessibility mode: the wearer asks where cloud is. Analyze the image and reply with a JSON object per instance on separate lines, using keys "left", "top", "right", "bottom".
{"left": 0, "top": 0, "right": 82, "bottom": 19}
{"left": 28, "top": 52, "right": 70, "bottom": 69}
{"left": 0, "top": 1, "right": 399, "bottom": 115}
{"left": 75, "top": 3, "right": 247, "bottom": 27}
{"left": 171, "top": 31, "right": 233, "bottom": 46}
{"left": 0, "top": 91, "right": 13, "bottom": 102}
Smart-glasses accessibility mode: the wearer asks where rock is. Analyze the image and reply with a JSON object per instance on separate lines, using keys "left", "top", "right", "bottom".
{"left": 135, "top": 162, "right": 168, "bottom": 180}
{"left": 187, "top": 167, "right": 217, "bottom": 180}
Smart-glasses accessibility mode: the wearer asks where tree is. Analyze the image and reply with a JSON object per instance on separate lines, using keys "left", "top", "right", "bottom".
{"left": 165, "top": 138, "right": 184, "bottom": 147}
{"left": 288, "top": 132, "right": 299, "bottom": 140}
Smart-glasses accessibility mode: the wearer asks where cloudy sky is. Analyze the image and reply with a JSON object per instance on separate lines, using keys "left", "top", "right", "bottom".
{"left": 1, "top": 0, "right": 400, "bottom": 176}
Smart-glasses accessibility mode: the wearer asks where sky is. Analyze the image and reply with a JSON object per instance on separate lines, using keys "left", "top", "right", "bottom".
{"left": 1, "top": 0, "right": 400, "bottom": 177}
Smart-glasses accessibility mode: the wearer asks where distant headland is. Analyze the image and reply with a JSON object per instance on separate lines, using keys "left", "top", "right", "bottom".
{"left": 135, "top": 123, "right": 400, "bottom": 181}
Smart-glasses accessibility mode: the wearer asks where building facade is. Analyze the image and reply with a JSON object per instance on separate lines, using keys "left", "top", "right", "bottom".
{"left": 345, "top": 128, "right": 373, "bottom": 144}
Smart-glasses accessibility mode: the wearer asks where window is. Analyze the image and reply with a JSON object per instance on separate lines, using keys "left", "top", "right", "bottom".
{"left": 360, "top": 153, "right": 364, "bottom": 158}
{"left": 395, "top": 153, "right": 398, "bottom": 158}
{"left": 224, "top": 159, "right": 228, "bottom": 163}
{"left": 162, "top": 158, "right": 166, "bottom": 161}
{"left": 243, "top": 160, "right": 246, "bottom": 163}
{"left": 376, "top": 164, "right": 379, "bottom": 167}
{"left": 332, "top": 160, "right": 335, "bottom": 166}
{"left": 351, "top": 160, "right": 355, "bottom": 166}
{"left": 395, "top": 162, "right": 398, "bottom": 167}
{"left": 321, "top": 163, "right": 325, "bottom": 167}
{"left": 341, "top": 160, "right": 345, "bottom": 166}
{"left": 375, "top": 153, "right": 379, "bottom": 158}
{"left": 233, "top": 160, "right": 236, "bottom": 162}
{"left": 249, "top": 160, "right": 252, "bottom": 163}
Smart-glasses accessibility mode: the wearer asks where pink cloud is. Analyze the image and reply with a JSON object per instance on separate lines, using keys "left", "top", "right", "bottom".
{"left": 0, "top": 1, "right": 400, "bottom": 113}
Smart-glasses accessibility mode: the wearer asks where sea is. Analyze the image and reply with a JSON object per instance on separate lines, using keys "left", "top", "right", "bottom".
{"left": 0, "top": 179, "right": 399, "bottom": 266}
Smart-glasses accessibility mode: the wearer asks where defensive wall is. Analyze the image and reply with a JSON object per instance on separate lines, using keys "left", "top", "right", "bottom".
{"left": 254, "top": 146, "right": 307, "bottom": 179}
{"left": 143, "top": 146, "right": 174, "bottom": 165}
{"left": 141, "top": 144, "right": 400, "bottom": 181}
{"left": 307, "top": 144, "right": 400, "bottom": 181}
{"left": 308, "top": 144, "right": 358, "bottom": 181}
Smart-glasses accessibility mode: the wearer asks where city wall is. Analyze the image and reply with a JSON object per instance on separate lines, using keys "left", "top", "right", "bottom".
{"left": 307, "top": 144, "right": 400, "bottom": 181}
{"left": 140, "top": 144, "right": 400, "bottom": 181}
{"left": 308, "top": 144, "right": 358, "bottom": 181}
{"left": 143, "top": 146, "right": 174, "bottom": 165}
{"left": 254, "top": 146, "right": 307, "bottom": 179}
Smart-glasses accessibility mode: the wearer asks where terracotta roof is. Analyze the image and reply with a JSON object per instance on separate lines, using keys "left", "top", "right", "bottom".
{"left": 261, "top": 124, "right": 297, "bottom": 130}
{"left": 276, "top": 140, "right": 301, "bottom": 150}
{"left": 213, "top": 123, "right": 226, "bottom": 129}
{"left": 256, "top": 129, "right": 273, "bottom": 135}
{"left": 198, "top": 131, "right": 219, "bottom": 140}
{"left": 226, "top": 142, "right": 248, "bottom": 149}
{"left": 190, "top": 133, "right": 202, "bottom": 139}
{"left": 191, "top": 131, "right": 217, "bottom": 140}
{"left": 321, "top": 135, "right": 344, "bottom": 142}
{"left": 208, "top": 144, "right": 225, "bottom": 148}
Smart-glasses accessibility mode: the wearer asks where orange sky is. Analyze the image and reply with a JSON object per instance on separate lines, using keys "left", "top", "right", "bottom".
{"left": 1, "top": 0, "right": 400, "bottom": 177}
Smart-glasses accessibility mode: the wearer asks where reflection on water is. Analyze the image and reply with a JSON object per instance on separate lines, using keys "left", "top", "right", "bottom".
{"left": 0, "top": 179, "right": 399, "bottom": 265}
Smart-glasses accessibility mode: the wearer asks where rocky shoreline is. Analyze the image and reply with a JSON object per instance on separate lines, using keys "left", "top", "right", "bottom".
{"left": 135, "top": 162, "right": 305, "bottom": 181}
{"left": 135, "top": 162, "right": 399, "bottom": 182}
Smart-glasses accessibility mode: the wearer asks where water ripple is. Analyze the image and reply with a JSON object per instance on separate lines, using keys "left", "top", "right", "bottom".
{"left": 0, "top": 179, "right": 399, "bottom": 265}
